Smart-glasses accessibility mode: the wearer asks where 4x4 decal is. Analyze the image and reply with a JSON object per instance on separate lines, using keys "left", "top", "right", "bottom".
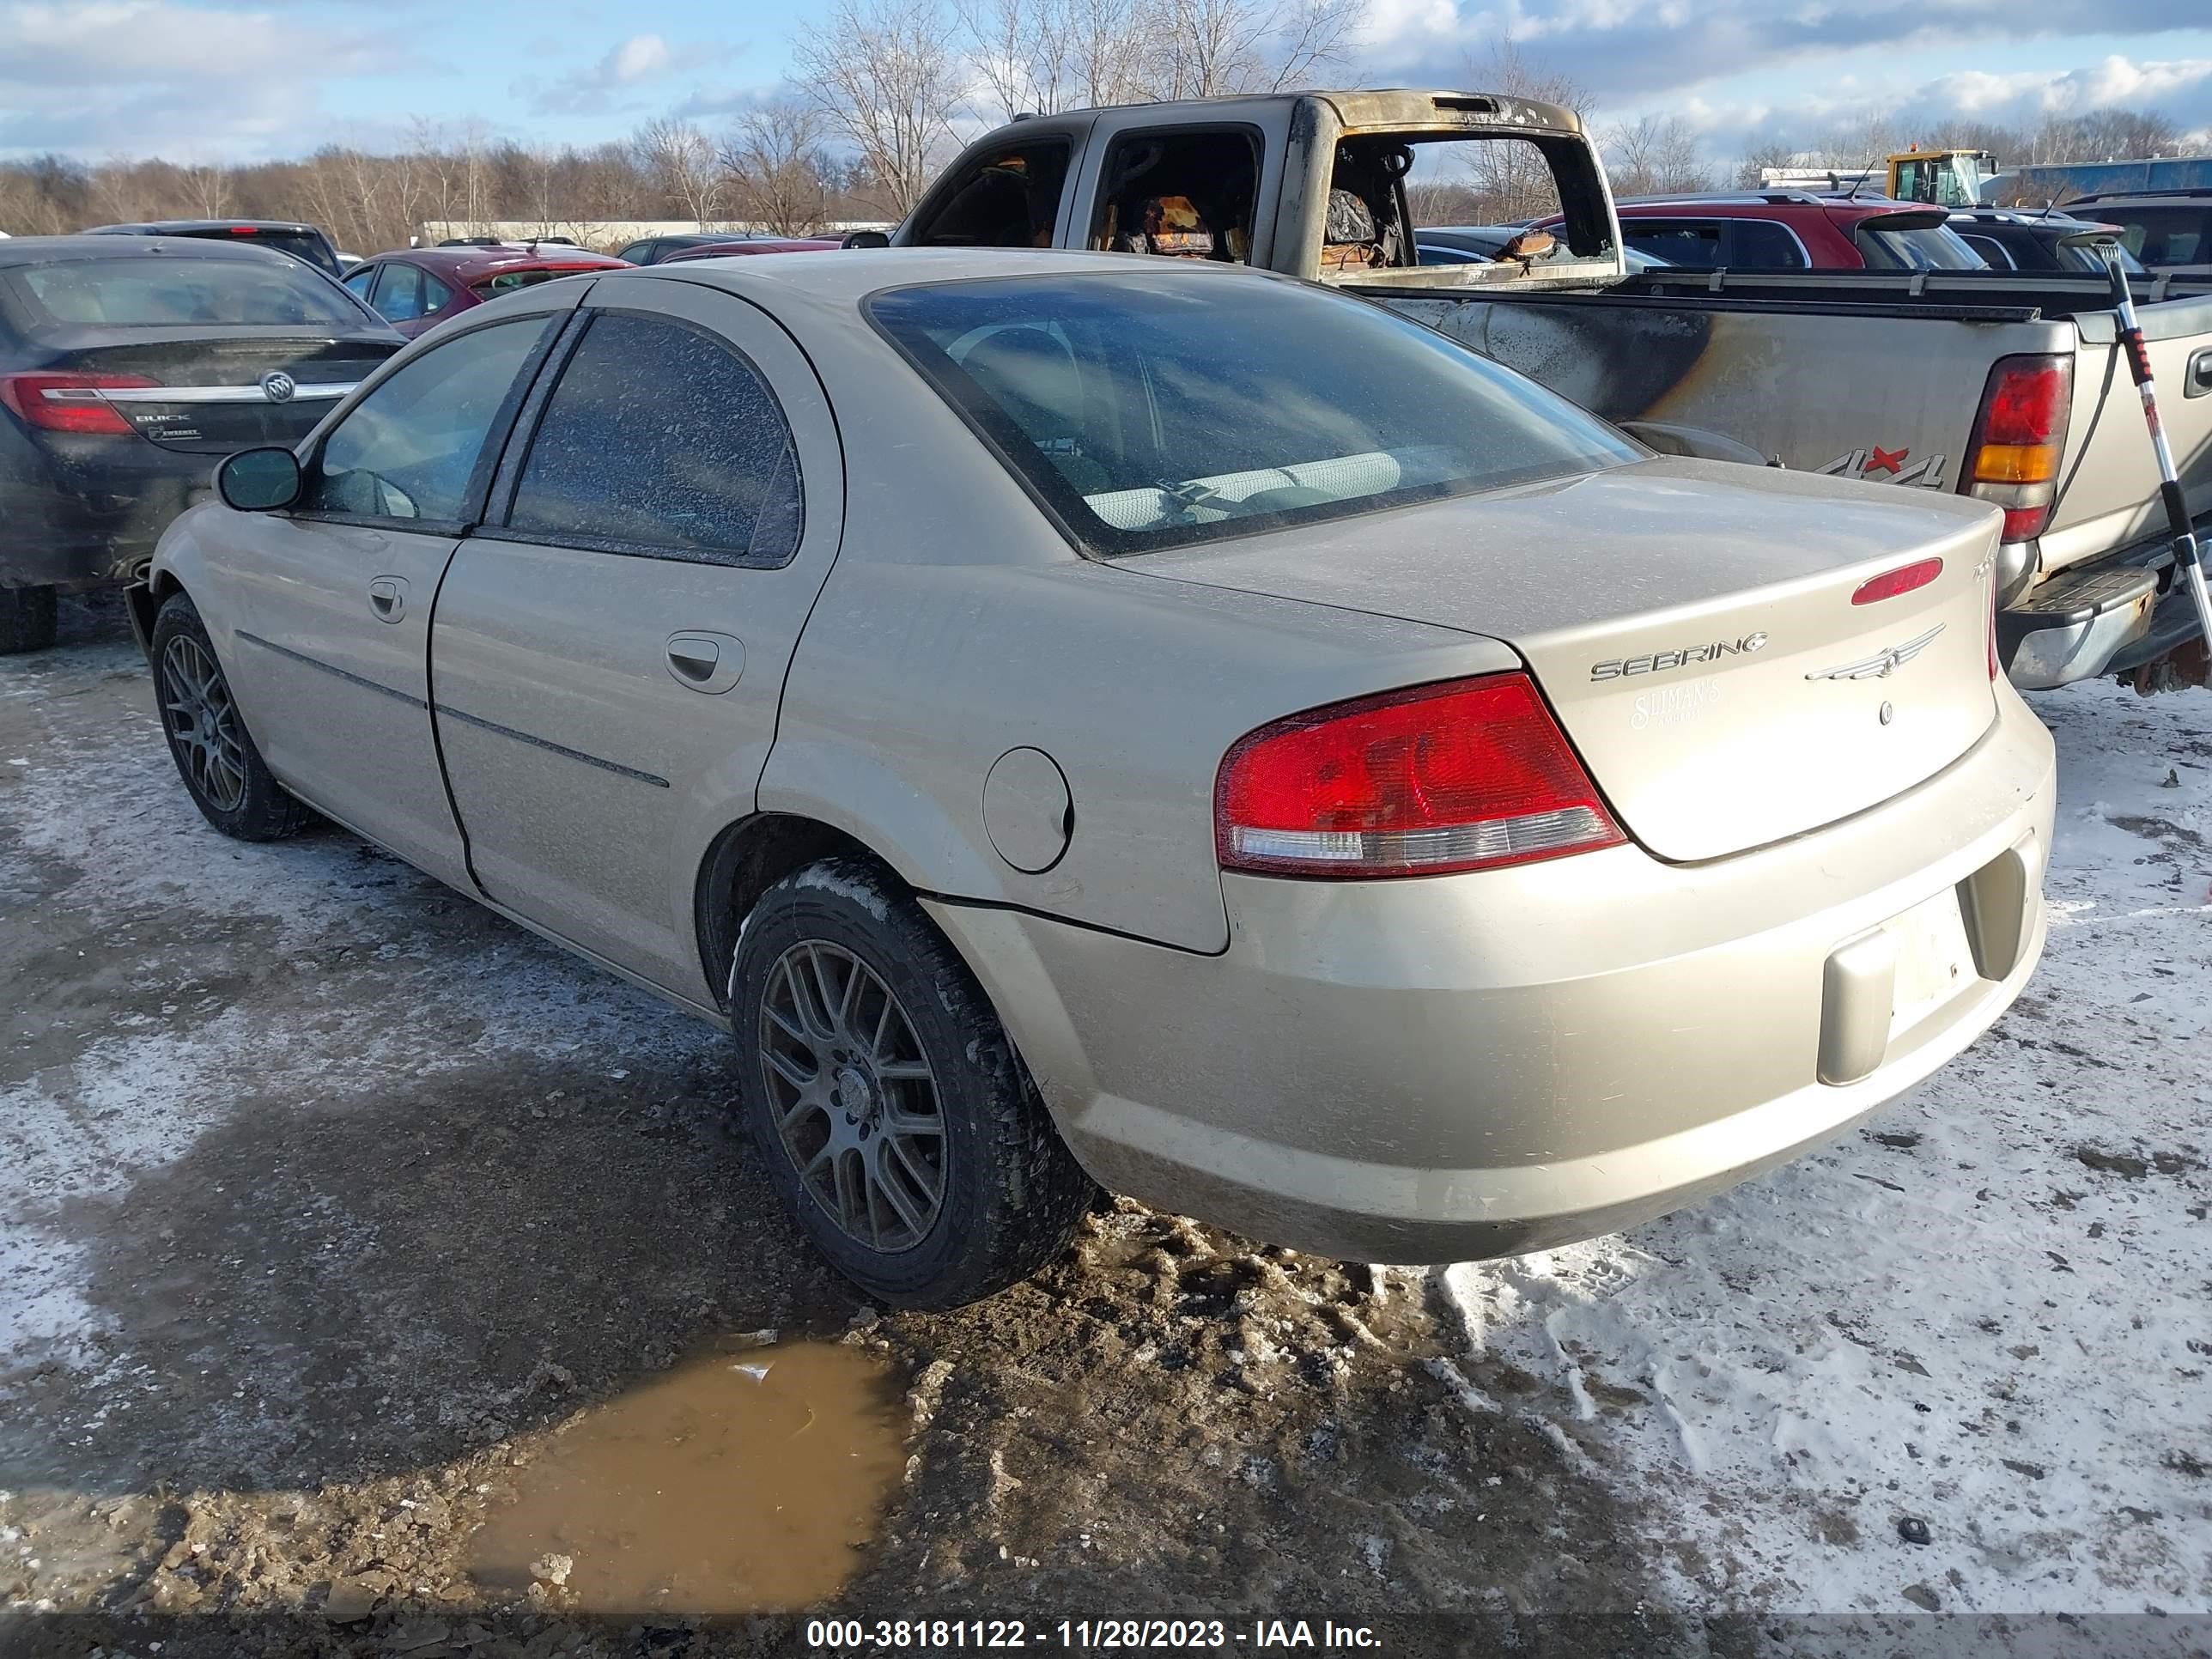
{"left": 1818, "top": 447, "right": 1948, "bottom": 489}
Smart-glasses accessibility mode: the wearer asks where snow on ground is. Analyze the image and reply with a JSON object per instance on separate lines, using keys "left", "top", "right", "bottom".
{"left": 1442, "top": 678, "right": 2212, "bottom": 1614}
{"left": 4, "top": 618, "right": 2209, "bottom": 1623}
{"left": 0, "top": 635, "right": 712, "bottom": 1378}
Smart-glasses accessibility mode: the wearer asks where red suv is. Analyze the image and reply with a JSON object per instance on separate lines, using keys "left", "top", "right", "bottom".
{"left": 340, "top": 245, "right": 629, "bottom": 338}
{"left": 1540, "top": 192, "right": 1990, "bottom": 271}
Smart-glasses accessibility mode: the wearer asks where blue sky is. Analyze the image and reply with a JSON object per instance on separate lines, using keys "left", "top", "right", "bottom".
{"left": 3, "top": 0, "right": 2209, "bottom": 165}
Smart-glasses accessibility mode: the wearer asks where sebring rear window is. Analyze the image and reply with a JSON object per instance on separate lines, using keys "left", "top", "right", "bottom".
{"left": 866, "top": 270, "right": 1638, "bottom": 556}
{"left": 9, "top": 256, "right": 365, "bottom": 330}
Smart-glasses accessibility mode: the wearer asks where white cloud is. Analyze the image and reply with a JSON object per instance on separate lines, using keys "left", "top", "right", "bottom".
{"left": 1359, "top": 0, "right": 2212, "bottom": 108}
{"left": 520, "top": 29, "right": 737, "bottom": 115}
{"left": 599, "top": 33, "right": 675, "bottom": 88}
{"left": 2, "top": 0, "right": 390, "bottom": 83}
{"left": 0, "top": 0, "right": 408, "bottom": 157}
{"left": 1355, "top": 0, "right": 1462, "bottom": 53}
{"left": 1741, "top": 53, "right": 2212, "bottom": 140}
{"left": 2052, "top": 52, "right": 2212, "bottom": 108}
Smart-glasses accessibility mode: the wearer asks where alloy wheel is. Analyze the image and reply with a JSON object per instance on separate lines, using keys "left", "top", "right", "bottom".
{"left": 160, "top": 635, "right": 248, "bottom": 813}
{"left": 758, "top": 940, "right": 947, "bottom": 1253}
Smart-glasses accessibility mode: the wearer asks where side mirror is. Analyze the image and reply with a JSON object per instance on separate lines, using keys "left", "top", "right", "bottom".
{"left": 217, "top": 447, "right": 303, "bottom": 513}
{"left": 842, "top": 229, "right": 891, "bottom": 250}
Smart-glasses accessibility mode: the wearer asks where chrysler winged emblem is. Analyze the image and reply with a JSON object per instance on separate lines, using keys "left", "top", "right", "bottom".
{"left": 1804, "top": 623, "right": 1945, "bottom": 682}
{"left": 260, "top": 370, "right": 297, "bottom": 404}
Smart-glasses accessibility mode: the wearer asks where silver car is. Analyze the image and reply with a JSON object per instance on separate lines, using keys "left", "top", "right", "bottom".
{"left": 139, "top": 250, "right": 2056, "bottom": 1307}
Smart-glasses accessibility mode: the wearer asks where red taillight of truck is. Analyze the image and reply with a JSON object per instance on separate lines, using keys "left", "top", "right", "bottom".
{"left": 1960, "top": 354, "right": 2071, "bottom": 544}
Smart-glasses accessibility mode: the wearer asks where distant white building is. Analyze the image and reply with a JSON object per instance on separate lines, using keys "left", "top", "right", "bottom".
{"left": 417, "top": 219, "right": 894, "bottom": 251}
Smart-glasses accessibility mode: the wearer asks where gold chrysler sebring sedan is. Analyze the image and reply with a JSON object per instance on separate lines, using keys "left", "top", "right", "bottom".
{"left": 137, "top": 249, "right": 2054, "bottom": 1307}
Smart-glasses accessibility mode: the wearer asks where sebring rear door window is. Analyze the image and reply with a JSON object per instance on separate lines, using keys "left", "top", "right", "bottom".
{"left": 503, "top": 311, "right": 803, "bottom": 566}
{"left": 868, "top": 269, "right": 1638, "bottom": 557}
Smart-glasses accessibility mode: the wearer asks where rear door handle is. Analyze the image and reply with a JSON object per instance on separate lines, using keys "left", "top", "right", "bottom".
{"left": 368, "top": 574, "right": 408, "bottom": 623}
{"left": 665, "top": 631, "right": 744, "bottom": 695}
{"left": 2187, "top": 348, "right": 2211, "bottom": 398}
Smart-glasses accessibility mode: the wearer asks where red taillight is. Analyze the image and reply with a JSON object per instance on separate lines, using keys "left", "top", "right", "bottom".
{"left": 1215, "top": 674, "right": 1626, "bottom": 879}
{"left": 1851, "top": 557, "right": 1943, "bottom": 605}
{"left": 1979, "top": 364, "right": 2066, "bottom": 447}
{"left": 228, "top": 226, "right": 260, "bottom": 235}
{"left": 1961, "top": 354, "right": 2070, "bottom": 544}
{"left": 0, "top": 371, "right": 155, "bottom": 436}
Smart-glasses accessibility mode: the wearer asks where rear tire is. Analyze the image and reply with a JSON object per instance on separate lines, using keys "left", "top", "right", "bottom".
{"left": 730, "top": 855, "right": 1097, "bottom": 1308}
{"left": 150, "top": 592, "right": 309, "bottom": 842}
{"left": 0, "top": 585, "right": 58, "bottom": 655}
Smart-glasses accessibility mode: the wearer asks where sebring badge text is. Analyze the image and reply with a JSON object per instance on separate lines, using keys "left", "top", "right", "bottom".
{"left": 1589, "top": 631, "right": 1769, "bottom": 683}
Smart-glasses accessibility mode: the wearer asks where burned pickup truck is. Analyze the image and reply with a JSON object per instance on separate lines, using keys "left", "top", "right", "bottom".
{"left": 866, "top": 90, "right": 2212, "bottom": 690}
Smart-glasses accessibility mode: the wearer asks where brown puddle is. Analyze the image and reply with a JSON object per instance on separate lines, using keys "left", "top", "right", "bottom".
{"left": 470, "top": 1340, "right": 906, "bottom": 1616}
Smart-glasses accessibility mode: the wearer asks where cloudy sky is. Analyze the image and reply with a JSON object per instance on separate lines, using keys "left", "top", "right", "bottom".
{"left": 3, "top": 0, "right": 2209, "bottom": 164}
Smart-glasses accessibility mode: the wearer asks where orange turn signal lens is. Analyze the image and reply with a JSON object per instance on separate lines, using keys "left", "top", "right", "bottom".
{"left": 1972, "top": 442, "right": 2058, "bottom": 485}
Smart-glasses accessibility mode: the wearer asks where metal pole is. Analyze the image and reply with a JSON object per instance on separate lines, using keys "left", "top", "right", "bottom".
{"left": 2082, "top": 236, "right": 2212, "bottom": 658}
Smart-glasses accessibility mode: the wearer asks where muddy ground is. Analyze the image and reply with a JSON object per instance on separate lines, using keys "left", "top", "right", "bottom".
{"left": 2, "top": 598, "right": 1705, "bottom": 1659}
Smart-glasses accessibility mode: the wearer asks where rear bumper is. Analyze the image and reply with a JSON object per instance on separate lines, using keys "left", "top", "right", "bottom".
{"left": 0, "top": 428, "right": 213, "bottom": 590}
{"left": 931, "top": 689, "right": 2056, "bottom": 1262}
{"left": 2011, "top": 507, "right": 2211, "bottom": 684}
{"left": 2106, "top": 555, "right": 2210, "bottom": 678}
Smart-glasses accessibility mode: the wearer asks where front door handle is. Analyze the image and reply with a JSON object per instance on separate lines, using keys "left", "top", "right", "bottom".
{"left": 368, "top": 574, "right": 408, "bottom": 623}
{"left": 665, "top": 631, "right": 744, "bottom": 695}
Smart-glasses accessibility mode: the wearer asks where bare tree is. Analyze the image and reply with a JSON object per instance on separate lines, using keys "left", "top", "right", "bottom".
{"left": 1138, "top": 0, "right": 1357, "bottom": 100}
{"left": 1602, "top": 114, "right": 1708, "bottom": 197}
{"left": 795, "top": 0, "right": 963, "bottom": 218}
{"left": 1734, "top": 137, "right": 1799, "bottom": 190}
{"left": 1060, "top": 0, "right": 1152, "bottom": 106}
{"left": 179, "top": 160, "right": 230, "bottom": 218}
{"left": 1258, "top": 0, "right": 1361, "bottom": 92}
{"left": 1443, "top": 40, "right": 1593, "bottom": 223}
{"left": 1149, "top": 0, "right": 1263, "bottom": 98}
{"left": 91, "top": 155, "right": 156, "bottom": 225}
{"left": 957, "top": 0, "right": 1076, "bottom": 123}
{"left": 633, "top": 117, "right": 726, "bottom": 227}
{"left": 721, "top": 100, "right": 833, "bottom": 235}
{"left": 0, "top": 155, "right": 89, "bottom": 234}
{"left": 2046, "top": 106, "right": 2183, "bottom": 162}
{"left": 293, "top": 149, "right": 356, "bottom": 248}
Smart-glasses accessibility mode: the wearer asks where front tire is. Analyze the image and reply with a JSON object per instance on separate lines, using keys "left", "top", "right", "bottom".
{"left": 731, "top": 855, "right": 1096, "bottom": 1308}
{"left": 150, "top": 592, "right": 308, "bottom": 842}
{"left": 0, "top": 585, "right": 58, "bottom": 654}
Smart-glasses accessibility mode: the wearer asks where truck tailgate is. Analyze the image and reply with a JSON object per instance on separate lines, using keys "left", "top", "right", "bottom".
{"left": 1387, "top": 287, "right": 2063, "bottom": 503}
{"left": 2041, "top": 295, "right": 2212, "bottom": 575}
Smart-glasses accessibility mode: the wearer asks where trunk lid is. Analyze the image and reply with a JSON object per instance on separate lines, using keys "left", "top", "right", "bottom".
{"left": 1134, "top": 458, "right": 2004, "bottom": 862}
{"left": 46, "top": 329, "right": 400, "bottom": 453}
